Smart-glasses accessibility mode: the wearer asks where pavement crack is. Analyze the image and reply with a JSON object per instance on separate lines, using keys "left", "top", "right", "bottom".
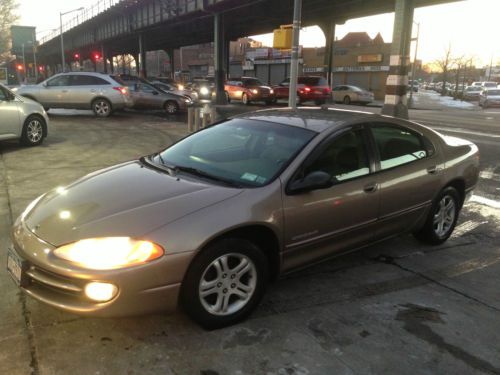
{"left": 0, "top": 151, "right": 40, "bottom": 375}
{"left": 376, "top": 254, "right": 500, "bottom": 314}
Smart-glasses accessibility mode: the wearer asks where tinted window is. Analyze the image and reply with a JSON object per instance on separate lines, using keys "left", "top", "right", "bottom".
{"left": 156, "top": 119, "right": 316, "bottom": 187}
{"left": 46, "top": 75, "right": 70, "bottom": 86}
{"left": 243, "top": 78, "right": 264, "bottom": 86}
{"left": 140, "top": 84, "right": 158, "bottom": 93}
{"left": 110, "top": 75, "right": 126, "bottom": 85}
{"left": 0, "top": 87, "right": 7, "bottom": 100}
{"left": 71, "top": 75, "right": 109, "bottom": 86}
{"left": 305, "top": 129, "right": 370, "bottom": 182}
{"left": 371, "top": 126, "right": 430, "bottom": 170}
{"left": 298, "top": 77, "right": 327, "bottom": 86}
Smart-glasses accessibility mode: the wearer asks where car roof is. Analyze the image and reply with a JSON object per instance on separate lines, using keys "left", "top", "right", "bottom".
{"left": 235, "top": 107, "right": 381, "bottom": 133}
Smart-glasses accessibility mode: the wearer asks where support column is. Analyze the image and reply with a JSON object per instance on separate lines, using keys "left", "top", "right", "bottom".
{"left": 320, "top": 21, "right": 336, "bottom": 88}
{"left": 224, "top": 38, "right": 230, "bottom": 79}
{"left": 138, "top": 34, "right": 147, "bottom": 78}
{"left": 101, "top": 46, "right": 107, "bottom": 73}
{"left": 214, "top": 13, "right": 227, "bottom": 105}
{"left": 381, "top": 0, "right": 414, "bottom": 119}
{"left": 167, "top": 48, "right": 175, "bottom": 79}
{"left": 109, "top": 56, "right": 114, "bottom": 74}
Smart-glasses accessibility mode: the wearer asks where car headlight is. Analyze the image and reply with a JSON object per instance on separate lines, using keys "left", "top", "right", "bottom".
{"left": 184, "top": 98, "right": 192, "bottom": 103}
{"left": 200, "top": 86, "right": 210, "bottom": 95}
{"left": 53, "top": 237, "right": 164, "bottom": 270}
{"left": 251, "top": 89, "right": 258, "bottom": 94}
{"left": 177, "top": 84, "right": 185, "bottom": 90}
{"left": 270, "top": 89, "right": 274, "bottom": 94}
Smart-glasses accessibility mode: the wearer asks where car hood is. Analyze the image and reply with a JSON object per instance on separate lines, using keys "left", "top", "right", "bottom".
{"left": 24, "top": 160, "right": 242, "bottom": 246}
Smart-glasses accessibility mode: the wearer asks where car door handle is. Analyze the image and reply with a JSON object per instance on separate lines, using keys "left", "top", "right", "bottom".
{"left": 363, "top": 183, "right": 378, "bottom": 193}
{"left": 427, "top": 166, "right": 438, "bottom": 174}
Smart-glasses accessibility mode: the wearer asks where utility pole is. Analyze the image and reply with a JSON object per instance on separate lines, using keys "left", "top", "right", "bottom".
{"left": 488, "top": 55, "right": 493, "bottom": 81}
{"left": 409, "top": 21, "right": 420, "bottom": 105}
{"left": 288, "top": 0, "right": 302, "bottom": 109}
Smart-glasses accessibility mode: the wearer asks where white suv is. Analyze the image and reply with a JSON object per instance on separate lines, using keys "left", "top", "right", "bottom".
{"left": 15, "top": 72, "right": 133, "bottom": 117}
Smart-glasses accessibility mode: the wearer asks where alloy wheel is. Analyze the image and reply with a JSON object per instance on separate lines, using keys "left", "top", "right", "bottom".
{"left": 433, "top": 195, "right": 456, "bottom": 238}
{"left": 198, "top": 253, "right": 257, "bottom": 316}
{"left": 26, "top": 119, "right": 43, "bottom": 144}
{"left": 94, "top": 100, "right": 110, "bottom": 116}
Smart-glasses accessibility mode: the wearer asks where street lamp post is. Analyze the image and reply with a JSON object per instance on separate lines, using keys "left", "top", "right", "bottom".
{"left": 60, "top": 7, "right": 84, "bottom": 72}
{"left": 409, "top": 21, "right": 420, "bottom": 105}
{"left": 288, "top": 0, "right": 302, "bottom": 109}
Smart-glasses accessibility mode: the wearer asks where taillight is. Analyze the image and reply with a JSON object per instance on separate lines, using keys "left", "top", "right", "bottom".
{"left": 113, "top": 87, "right": 128, "bottom": 95}
{"left": 304, "top": 87, "right": 311, "bottom": 93}
{"left": 323, "top": 87, "right": 331, "bottom": 94}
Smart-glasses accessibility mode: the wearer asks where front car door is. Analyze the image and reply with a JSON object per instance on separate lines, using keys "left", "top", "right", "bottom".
{"left": 0, "top": 86, "right": 20, "bottom": 138}
{"left": 68, "top": 74, "right": 110, "bottom": 109}
{"left": 38, "top": 74, "right": 71, "bottom": 108}
{"left": 367, "top": 121, "right": 443, "bottom": 239}
{"left": 282, "top": 126, "right": 379, "bottom": 271}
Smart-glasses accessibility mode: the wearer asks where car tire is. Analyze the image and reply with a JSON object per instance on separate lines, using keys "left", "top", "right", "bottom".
{"left": 20, "top": 115, "right": 45, "bottom": 147}
{"left": 180, "top": 238, "right": 269, "bottom": 329}
{"left": 165, "top": 100, "right": 179, "bottom": 115}
{"left": 225, "top": 91, "right": 231, "bottom": 103}
{"left": 265, "top": 100, "right": 274, "bottom": 106}
{"left": 414, "top": 186, "right": 461, "bottom": 245}
{"left": 242, "top": 93, "right": 250, "bottom": 105}
{"left": 92, "top": 98, "right": 112, "bottom": 117}
{"left": 343, "top": 96, "right": 351, "bottom": 105}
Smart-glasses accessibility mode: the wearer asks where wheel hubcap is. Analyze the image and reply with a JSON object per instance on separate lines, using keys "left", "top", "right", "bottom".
{"left": 166, "top": 103, "right": 176, "bottom": 113}
{"left": 199, "top": 253, "right": 257, "bottom": 316}
{"left": 433, "top": 195, "right": 456, "bottom": 238}
{"left": 27, "top": 120, "right": 43, "bottom": 143}
{"left": 95, "top": 101, "right": 109, "bottom": 115}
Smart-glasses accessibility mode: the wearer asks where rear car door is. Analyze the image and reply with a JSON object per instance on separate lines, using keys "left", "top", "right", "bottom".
{"left": 0, "top": 86, "right": 20, "bottom": 137}
{"left": 69, "top": 75, "right": 111, "bottom": 109}
{"left": 282, "top": 127, "right": 379, "bottom": 271}
{"left": 368, "top": 121, "right": 443, "bottom": 239}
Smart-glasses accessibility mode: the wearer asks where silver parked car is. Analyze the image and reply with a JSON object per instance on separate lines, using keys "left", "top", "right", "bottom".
{"left": 124, "top": 81, "right": 192, "bottom": 114}
{"left": 479, "top": 88, "right": 500, "bottom": 108}
{"left": 150, "top": 81, "right": 199, "bottom": 102}
{"left": 15, "top": 72, "right": 133, "bottom": 117}
{"left": 8, "top": 108, "right": 479, "bottom": 328}
{"left": 0, "top": 83, "right": 49, "bottom": 146}
{"left": 332, "top": 85, "right": 374, "bottom": 105}
{"left": 463, "top": 86, "right": 482, "bottom": 101}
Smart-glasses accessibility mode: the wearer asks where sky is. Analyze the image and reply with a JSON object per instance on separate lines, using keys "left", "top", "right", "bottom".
{"left": 17, "top": 0, "right": 499, "bottom": 67}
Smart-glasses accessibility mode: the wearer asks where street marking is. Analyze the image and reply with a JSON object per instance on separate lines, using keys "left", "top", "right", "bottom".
{"left": 430, "top": 126, "right": 500, "bottom": 139}
{"left": 470, "top": 195, "right": 500, "bottom": 209}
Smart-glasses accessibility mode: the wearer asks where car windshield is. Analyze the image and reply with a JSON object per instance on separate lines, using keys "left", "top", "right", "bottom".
{"left": 243, "top": 78, "right": 264, "bottom": 86}
{"left": 153, "top": 118, "right": 316, "bottom": 187}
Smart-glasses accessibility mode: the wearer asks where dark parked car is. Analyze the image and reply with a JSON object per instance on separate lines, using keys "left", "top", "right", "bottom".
{"left": 8, "top": 108, "right": 479, "bottom": 329}
{"left": 273, "top": 76, "right": 331, "bottom": 105}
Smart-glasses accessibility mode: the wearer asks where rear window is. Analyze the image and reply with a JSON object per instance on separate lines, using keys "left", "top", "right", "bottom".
{"left": 71, "top": 75, "right": 109, "bottom": 86}
{"left": 110, "top": 75, "right": 127, "bottom": 85}
{"left": 243, "top": 78, "right": 264, "bottom": 86}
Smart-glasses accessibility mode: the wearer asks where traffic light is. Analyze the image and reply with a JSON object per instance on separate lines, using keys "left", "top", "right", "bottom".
{"left": 38, "top": 66, "right": 44, "bottom": 72}
{"left": 74, "top": 53, "right": 80, "bottom": 60}
{"left": 16, "top": 64, "right": 24, "bottom": 71}
{"left": 92, "top": 52, "right": 101, "bottom": 61}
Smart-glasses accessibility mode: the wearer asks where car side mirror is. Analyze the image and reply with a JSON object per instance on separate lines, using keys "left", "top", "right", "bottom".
{"left": 288, "top": 171, "right": 333, "bottom": 194}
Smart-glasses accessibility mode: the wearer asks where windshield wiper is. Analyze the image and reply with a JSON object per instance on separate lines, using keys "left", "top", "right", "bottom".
{"left": 175, "top": 165, "right": 242, "bottom": 187}
{"left": 149, "top": 153, "right": 177, "bottom": 176}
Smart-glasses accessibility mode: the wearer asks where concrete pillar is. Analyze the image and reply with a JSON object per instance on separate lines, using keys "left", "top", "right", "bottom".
{"left": 381, "top": 0, "right": 414, "bottom": 119}
{"left": 109, "top": 56, "right": 114, "bottom": 74}
{"left": 214, "top": 13, "right": 227, "bottom": 105}
{"left": 320, "top": 21, "right": 336, "bottom": 88}
{"left": 167, "top": 48, "right": 175, "bottom": 79}
{"left": 122, "top": 54, "right": 126, "bottom": 74}
{"left": 101, "top": 46, "right": 107, "bottom": 73}
{"left": 224, "top": 38, "right": 230, "bottom": 79}
{"left": 138, "top": 34, "right": 147, "bottom": 78}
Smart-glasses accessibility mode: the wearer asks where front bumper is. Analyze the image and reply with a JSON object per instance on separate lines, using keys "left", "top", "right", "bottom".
{"left": 8, "top": 219, "right": 194, "bottom": 317}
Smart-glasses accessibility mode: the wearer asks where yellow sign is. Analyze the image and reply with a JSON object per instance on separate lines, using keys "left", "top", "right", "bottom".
{"left": 273, "top": 25, "right": 293, "bottom": 49}
{"left": 357, "top": 54, "right": 383, "bottom": 63}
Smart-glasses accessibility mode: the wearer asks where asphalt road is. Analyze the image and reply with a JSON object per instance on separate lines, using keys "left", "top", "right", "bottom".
{"left": 0, "top": 96, "right": 499, "bottom": 375}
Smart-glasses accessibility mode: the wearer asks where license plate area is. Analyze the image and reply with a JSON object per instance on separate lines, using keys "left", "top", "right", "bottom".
{"left": 7, "top": 249, "right": 29, "bottom": 287}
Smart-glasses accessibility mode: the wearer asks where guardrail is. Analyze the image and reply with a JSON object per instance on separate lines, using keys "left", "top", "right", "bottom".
{"left": 39, "top": 0, "right": 122, "bottom": 44}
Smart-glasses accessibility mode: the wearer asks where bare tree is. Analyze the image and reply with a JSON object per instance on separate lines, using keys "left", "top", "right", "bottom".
{"left": 0, "top": 0, "right": 19, "bottom": 64}
{"left": 434, "top": 44, "right": 453, "bottom": 96}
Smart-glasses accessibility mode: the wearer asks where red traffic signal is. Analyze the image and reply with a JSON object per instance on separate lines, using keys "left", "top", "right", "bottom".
{"left": 38, "top": 66, "right": 44, "bottom": 72}
{"left": 74, "top": 53, "right": 80, "bottom": 60}
{"left": 16, "top": 64, "right": 24, "bottom": 71}
{"left": 92, "top": 52, "right": 101, "bottom": 61}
